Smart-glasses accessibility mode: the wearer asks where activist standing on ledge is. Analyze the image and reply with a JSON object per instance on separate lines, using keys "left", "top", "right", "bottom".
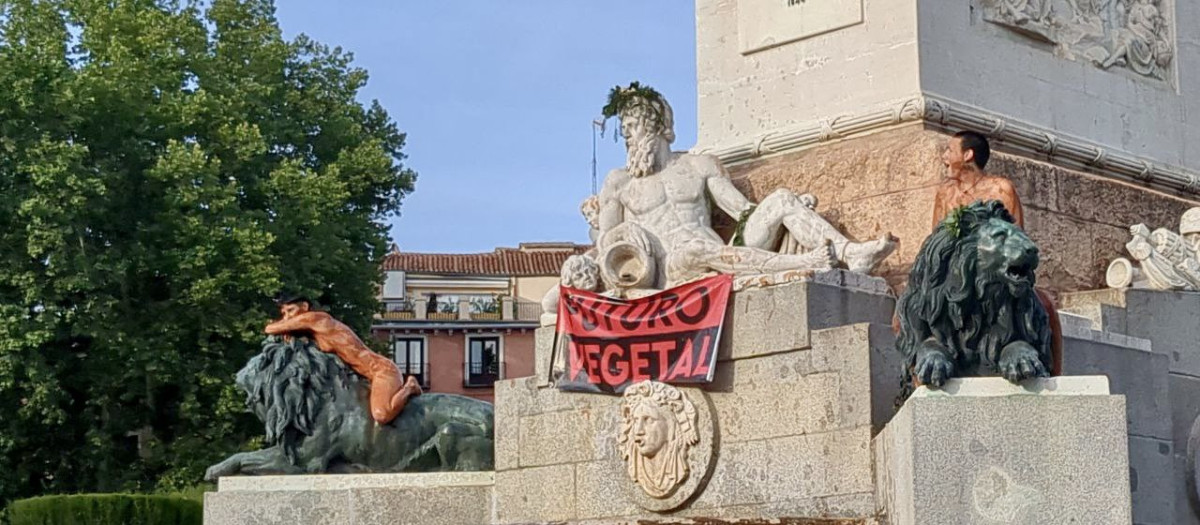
{"left": 929, "top": 131, "right": 1063, "bottom": 375}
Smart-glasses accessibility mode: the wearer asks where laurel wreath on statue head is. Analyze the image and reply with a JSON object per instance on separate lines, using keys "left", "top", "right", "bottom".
{"left": 602, "top": 81, "right": 668, "bottom": 136}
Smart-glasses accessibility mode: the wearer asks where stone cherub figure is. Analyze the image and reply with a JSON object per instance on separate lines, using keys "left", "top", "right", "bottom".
{"left": 1107, "top": 207, "right": 1200, "bottom": 291}
{"left": 594, "top": 82, "right": 895, "bottom": 291}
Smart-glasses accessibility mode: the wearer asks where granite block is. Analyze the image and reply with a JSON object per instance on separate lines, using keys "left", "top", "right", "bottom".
{"left": 874, "top": 377, "right": 1132, "bottom": 525}
{"left": 1061, "top": 330, "right": 1171, "bottom": 440}
{"left": 1128, "top": 435, "right": 1175, "bottom": 525}
{"left": 204, "top": 473, "right": 493, "bottom": 525}
{"left": 494, "top": 464, "right": 576, "bottom": 524}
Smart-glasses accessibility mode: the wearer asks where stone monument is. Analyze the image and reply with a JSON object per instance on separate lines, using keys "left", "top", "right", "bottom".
{"left": 696, "top": 0, "right": 1200, "bottom": 292}
{"left": 205, "top": 0, "right": 1200, "bottom": 522}
{"left": 539, "top": 84, "right": 897, "bottom": 324}
{"left": 1061, "top": 281, "right": 1200, "bottom": 524}
{"left": 593, "top": 84, "right": 896, "bottom": 290}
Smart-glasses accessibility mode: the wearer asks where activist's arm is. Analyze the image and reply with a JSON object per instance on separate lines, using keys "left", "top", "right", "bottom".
{"left": 264, "top": 311, "right": 328, "bottom": 335}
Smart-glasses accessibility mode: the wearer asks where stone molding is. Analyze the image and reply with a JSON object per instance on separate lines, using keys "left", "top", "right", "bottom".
{"left": 216, "top": 472, "right": 494, "bottom": 492}
{"left": 698, "top": 94, "right": 1200, "bottom": 196}
{"left": 910, "top": 375, "right": 1111, "bottom": 398}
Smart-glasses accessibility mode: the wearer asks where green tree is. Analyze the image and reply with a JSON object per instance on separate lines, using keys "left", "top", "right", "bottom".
{"left": 0, "top": 0, "right": 415, "bottom": 503}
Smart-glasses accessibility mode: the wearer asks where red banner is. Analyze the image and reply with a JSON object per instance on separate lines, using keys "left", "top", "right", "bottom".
{"left": 555, "top": 274, "right": 732, "bottom": 394}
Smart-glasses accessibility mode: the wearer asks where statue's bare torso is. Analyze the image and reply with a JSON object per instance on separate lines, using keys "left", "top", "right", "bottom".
{"left": 604, "top": 154, "right": 727, "bottom": 249}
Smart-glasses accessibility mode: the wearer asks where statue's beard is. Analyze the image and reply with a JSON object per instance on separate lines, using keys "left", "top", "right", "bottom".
{"left": 626, "top": 134, "right": 663, "bottom": 178}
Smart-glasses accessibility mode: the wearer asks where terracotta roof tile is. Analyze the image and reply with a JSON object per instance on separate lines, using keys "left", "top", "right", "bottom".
{"left": 382, "top": 243, "right": 592, "bottom": 276}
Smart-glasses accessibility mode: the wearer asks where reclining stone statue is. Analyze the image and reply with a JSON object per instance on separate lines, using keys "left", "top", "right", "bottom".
{"left": 595, "top": 83, "right": 895, "bottom": 292}
{"left": 541, "top": 83, "right": 894, "bottom": 318}
{"left": 1107, "top": 207, "right": 1200, "bottom": 291}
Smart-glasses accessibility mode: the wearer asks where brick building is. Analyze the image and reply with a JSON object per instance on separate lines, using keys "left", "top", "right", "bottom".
{"left": 371, "top": 242, "right": 589, "bottom": 402}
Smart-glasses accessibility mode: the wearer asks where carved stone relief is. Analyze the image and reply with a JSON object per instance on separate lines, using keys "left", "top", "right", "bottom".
{"left": 617, "top": 381, "right": 714, "bottom": 511}
{"left": 981, "top": 0, "right": 1174, "bottom": 80}
{"left": 1107, "top": 207, "right": 1200, "bottom": 291}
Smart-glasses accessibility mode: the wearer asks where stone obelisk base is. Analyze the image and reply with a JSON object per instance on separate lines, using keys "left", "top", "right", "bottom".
{"left": 873, "top": 376, "right": 1132, "bottom": 525}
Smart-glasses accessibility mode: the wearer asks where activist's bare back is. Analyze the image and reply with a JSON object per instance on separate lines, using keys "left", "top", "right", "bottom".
{"left": 601, "top": 153, "right": 728, "bottom": 250}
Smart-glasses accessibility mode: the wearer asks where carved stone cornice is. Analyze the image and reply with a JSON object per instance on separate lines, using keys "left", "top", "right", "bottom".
{"left": 698, "top": 97, "right": 927, "bottom": 165}
{"left": 921, "top": 95, "right": 1197, "bottom": 194}
{"left": 698, "top": 94, "right": 1200, "bottom": 196}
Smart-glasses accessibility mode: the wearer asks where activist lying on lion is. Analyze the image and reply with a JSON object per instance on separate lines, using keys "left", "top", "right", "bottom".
{"left": 895, "top": 200, "right": 1053, "bottom": 394}
{"left": 204, "top": 336, "right": 494, "bottom": 480}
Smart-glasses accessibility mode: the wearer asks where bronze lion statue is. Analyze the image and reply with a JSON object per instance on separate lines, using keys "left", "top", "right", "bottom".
{"left": 896, "top": 200, "right": 1052, "bottom": 393}
{"left": 205, "top": 336, "right": 494, "bottom": 480}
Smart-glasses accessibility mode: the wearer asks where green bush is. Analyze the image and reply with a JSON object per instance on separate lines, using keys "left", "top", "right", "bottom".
{"left": 7, "top": 494, "right": 201, "bottom": 525}
{"left": 156, "top": 484, "right": 214, "bottom": 506}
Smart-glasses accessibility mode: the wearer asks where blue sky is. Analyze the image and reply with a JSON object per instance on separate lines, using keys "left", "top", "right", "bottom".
{"left": 275, "top": 1, "right": 698, "bottom": 253}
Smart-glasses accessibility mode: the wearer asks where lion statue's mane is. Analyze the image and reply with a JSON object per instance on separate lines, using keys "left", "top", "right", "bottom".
{"left": 205, "top": 337, "right": 494, "bottom": 480}
{"left": 896, "top": 200, "right": 1051, "bottom": 394}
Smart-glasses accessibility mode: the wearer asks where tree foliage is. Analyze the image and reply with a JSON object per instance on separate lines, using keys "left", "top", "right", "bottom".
{"left": 0, "top": 0, "right": 415, "bottom": 503}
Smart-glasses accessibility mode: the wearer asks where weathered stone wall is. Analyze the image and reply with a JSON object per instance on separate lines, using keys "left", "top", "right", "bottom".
{"left": 916, "top": 0, "right": 1200, "bottom": 175}
{"left": 873, "top": 377, "right": 1132, "bottom": 525}
{"left": 203, "top": 473, "right": 495, "bottom": 525}
{"left": 1057, "top": 313, "right": 1171, "bottom": 524}
{"left": 697, "top": 0, "right": 1200, "bottom": 192}
{"left": 695, "top": 0, "right": 921, "bottom": 150}
{"left": 724, "top": 124, "right": 1200, "bottom": 293}
{"left": 493, "top": 280, "right": 899, "bottom": 523}
{"left": 1062, "top": 288, "right": 1200, "bottom": 525}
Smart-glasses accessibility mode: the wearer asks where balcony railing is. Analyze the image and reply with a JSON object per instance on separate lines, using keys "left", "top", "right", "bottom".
{"left": 464, "top": 360, "right": 505, "bottom": 388}
{"left": 515, "top": 300, "right": 543, "bottom": 321}
{"left": 377, "top": 297, "right": 544, "bottom": 323}
{"left": 396, "top": 362, "right": 431, "bottom": 389}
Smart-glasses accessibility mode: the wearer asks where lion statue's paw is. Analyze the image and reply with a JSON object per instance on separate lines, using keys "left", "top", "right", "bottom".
{"left": 998, "top": 341, "right": 1049, "bottom": 383}
{"left": 204, "top": 460, "right": 236, "bottom": 482}
{"left": 914, "top": 346, "right": 955, "bottom": 388}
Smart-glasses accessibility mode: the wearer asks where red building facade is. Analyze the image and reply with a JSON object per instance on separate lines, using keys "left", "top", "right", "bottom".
{"left": 371, "top": 243, "right": 587, "bottom": 403}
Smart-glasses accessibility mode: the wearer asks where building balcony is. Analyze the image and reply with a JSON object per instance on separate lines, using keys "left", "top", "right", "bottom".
{"left": 464, "top": 360, "right": 505, "bottom": 388}
{"left": 397, "top": 361, "right": 431, "bottom": 390}
{"left": 374, "top": 297, "right": 544, "bottom": 324}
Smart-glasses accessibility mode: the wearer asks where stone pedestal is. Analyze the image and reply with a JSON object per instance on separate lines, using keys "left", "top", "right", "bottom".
{"left": 203, "top": 473, "right": 493, "bottom": 525}
{"left": 203, "top": 278, "right": 1153, "bottom": 525}
{"left": 1063, "top": 287, "right": 1200, "bottom": 525}
{"left": 873, "top": 377, "right": 1132, "bottom": 525}
{"left": 494, "top": 275, "right": 900, "bottom": 523}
